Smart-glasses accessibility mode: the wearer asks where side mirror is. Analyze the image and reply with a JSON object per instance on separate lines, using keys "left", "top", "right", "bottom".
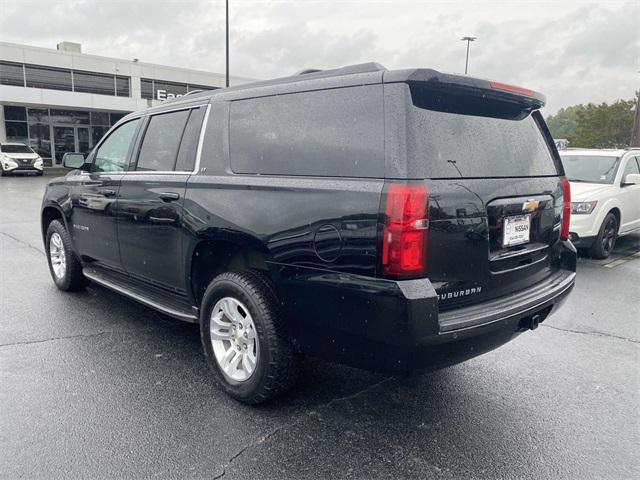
{"left": 623, "top": 173, "right": 640, "bottom": 186}
{"left": 62, "top": 152, "right": 85, "bottom": 169}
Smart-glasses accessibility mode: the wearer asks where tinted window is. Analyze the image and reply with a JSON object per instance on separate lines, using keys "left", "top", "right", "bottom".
{"left": 560, "top": 155, "right": 620, "bottom": 184}
{"left": 409, "top": 107, "right": 558, "bottom": 178}
{"left": 175, "top": 108, "right": 206, "bottom": 172}
{"left": 73, "top": 71, "right": 115, "bottom": 95}
{"left": 136, "top": 110, "right": 190, "bottom": 171}
{"left": 25, "top": 65, "right": 72, "bottom": 91}
{"left": 0, "top": 61, "right": 24, "bottom": 86}
{"left": 230, "top": 86, "right": 384, "bottom": 177}
{"left": 94, "top": 119, "right": 140, "bottom": 172}
{"left": 116, "top": 76, "right": 130, "bottom": 97}
{"left": 50, "top": 109, "right": 89, "bottom": 125}
{"left": 141, "top": 79, "right": 154, "bottom": 99}
{"left": 4, "top": 105, "right": 26, "bottom": 121}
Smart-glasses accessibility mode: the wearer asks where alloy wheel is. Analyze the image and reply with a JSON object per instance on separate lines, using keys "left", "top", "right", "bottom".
{"left": 209, "top": 297, "right": 259, "bottom": 382}
{"left": 49, "top": 232, "right": 67, "bottom": 279}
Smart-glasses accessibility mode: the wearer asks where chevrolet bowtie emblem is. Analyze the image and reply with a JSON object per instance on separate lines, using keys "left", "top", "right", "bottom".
{"left": 522, "top": 199, "right": 539, "bottom": 212}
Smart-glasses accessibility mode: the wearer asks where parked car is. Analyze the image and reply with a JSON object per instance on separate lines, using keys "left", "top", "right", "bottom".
{"left": 41, "top": 63, "right": 576, "bottom": 404}
{"left": 0, "top": 142, "right": 44, "bottom": 176}
{"left": 560, "top": 148, "right": 640, "bottom": 258}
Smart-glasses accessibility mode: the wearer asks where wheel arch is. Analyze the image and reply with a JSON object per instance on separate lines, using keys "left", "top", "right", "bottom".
{"left": 187, "top": 235, "right": 275, "bottom": 307}
{"left": 41, "top": 204, "right": 68, "bottom": 242}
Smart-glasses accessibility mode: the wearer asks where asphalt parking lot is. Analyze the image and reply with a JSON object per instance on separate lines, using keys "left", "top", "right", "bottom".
{"left": 1, "top": 174, "right": 638, "bottom": 480}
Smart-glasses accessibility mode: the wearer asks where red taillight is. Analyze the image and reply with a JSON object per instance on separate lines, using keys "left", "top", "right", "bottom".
{"left": 381, "top": 183, "right": 429, "bottom": 277}
{"left": 560, "top": 177, "right": 571, "bottom": 241}
{"left": 489, "top": 80, "right": 535, "bottom": 97}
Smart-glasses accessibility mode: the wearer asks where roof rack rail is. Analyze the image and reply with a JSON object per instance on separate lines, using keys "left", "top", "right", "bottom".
{"left": 295, "top": 68, "right": 322, "bottom": 75}
{"left": 183, "top": 89, "right": 205, "bottom": 96}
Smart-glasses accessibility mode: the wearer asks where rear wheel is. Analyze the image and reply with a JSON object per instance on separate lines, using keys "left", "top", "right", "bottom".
{"left": 45, "top": 220, "right": 87, "bottom": 291}
{"left": 590, "top": 212, "right": 618, "bottom": 259}
{"left": 200, "top": 270, "right": 298, "bottom": 404}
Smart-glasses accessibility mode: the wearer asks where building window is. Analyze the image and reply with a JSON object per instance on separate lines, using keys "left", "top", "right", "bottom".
{"left": 0, "top": 61, "right": 25, "bottom": 86}
{"left": 109, "top": 112, "right": 126, "bottom": 125}
{"left": 141, "top": 78, "right": 154, "bottom": 99}
{"left": 49, "top": 109, "right": 90, "bottom": 125}
{"left": 90, "top": 111, "right": 109, "bottom": 126}
{"left": 2, "top": 61, "right": 130, "bottom": 97}
{"left": 4, "top": 105, "right": 27, "bottom": 121}
{"left": 25, "top": 64, "right": 73, "bottom": 91}
{"left": 116, "top": 76, "right": 130, "bottom": 97}
{"left": 5, "top": 122, "right": 28, "bottom": 141}
{"left": 73, "top": 70, "right": 117, "bottom": 96}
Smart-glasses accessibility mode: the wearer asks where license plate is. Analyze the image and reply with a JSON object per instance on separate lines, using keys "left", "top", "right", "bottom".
{"left": 503, "top": 214, "right": 531, "bottom": 247}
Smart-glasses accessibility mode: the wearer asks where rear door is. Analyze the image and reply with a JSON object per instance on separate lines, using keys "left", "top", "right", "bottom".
{"left": 401, "top": 83, "right": 565, "bottom": 310}
{"left": 116, "top": 106, "right": 206, "bottom": 292}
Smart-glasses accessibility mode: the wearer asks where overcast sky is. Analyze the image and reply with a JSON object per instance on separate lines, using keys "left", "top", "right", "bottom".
{"left": 1, "top": 0, "right": 637, "bottom": 114}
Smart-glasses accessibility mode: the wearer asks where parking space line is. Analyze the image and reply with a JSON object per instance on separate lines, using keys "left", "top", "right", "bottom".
{"left": 603, "top": 251, "right": 640, "bottom": 268}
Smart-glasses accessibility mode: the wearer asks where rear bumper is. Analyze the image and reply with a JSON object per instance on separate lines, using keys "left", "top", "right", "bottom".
{"left": 276, "top": 241, "right": 577, "bottom": 374}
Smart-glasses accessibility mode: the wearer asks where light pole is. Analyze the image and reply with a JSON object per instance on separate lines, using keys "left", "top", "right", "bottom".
{"left": 461, "top": 36, "right": 477, "bottom": 75}
{"left": 225, "top": 0, "right": 229, "bottom": 87}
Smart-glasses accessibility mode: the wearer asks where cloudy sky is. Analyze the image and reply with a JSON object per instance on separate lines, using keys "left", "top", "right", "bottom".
{"left": 1, "top": 0, "right": 637, "bottom": 114}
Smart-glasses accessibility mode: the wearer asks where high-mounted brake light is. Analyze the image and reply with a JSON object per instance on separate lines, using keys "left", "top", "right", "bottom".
{"left": 489, "top": 81, "right": 535, "bottom": 97}
{"left": 560, "top": 177, "right": 571, "bottom": 241}
{"left": 381, "top": 183, "right": 429, "bottom": 277}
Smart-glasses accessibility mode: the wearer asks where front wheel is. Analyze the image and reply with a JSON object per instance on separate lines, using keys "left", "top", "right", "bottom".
{"left": 45, "top": 220, "right": 87, "bottom": 291}
{"left": 200, "top": 270, "right": 298, "bottom": 404}
{"left": 590, "top": 212, "right": 618, "bottom": 259}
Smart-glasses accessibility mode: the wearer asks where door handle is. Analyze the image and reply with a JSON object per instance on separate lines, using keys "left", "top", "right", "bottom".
{"left": 102, "top": 189, "right": 117, "bottom": 197}
{"left": 159, "top": 192, "right": 181, "bottom": 202}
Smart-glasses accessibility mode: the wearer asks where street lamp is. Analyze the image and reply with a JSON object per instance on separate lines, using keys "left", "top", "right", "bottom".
{"left": 461, "top": 36, "right": 477, "bottom": 75}
{"left": 225, "top": 0, "right": 229, "bottom": 87}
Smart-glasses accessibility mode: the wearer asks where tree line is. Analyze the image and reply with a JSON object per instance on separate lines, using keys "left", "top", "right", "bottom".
{"left": 546, "top": 92, "right": 639, "bottom": 149}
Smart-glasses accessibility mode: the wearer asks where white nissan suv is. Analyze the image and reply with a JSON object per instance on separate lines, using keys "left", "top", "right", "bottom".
{"left": 0, "top": 142, "right": 44, "bottom": 176}
{"left": 560, "top": 148, "right": 640, "bottom": 258}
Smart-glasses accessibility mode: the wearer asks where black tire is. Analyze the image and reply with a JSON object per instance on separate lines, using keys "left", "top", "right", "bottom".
{"left": 590, "top": 212, "right": 618, "bottom": 259}
{"left": 200, "top": 270, "right": 298, "bottom": 404}
{"left": 45, "top": 220, "right": 87, "bottom": 291}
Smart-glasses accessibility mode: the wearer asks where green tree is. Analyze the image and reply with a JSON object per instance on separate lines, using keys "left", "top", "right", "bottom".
{"left": 546, "top": 98, "right": 636, "bottom": 148}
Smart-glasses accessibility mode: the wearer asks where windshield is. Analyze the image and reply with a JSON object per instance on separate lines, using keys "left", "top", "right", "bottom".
{"left": 560, "top": 155, "right": 620, "bottom": 184}
{"left": 1, "top": 144, "right": 34, "bottom": 154}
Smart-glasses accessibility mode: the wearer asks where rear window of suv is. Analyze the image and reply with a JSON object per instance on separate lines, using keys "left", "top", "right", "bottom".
{"left": 229, "top": 85, "right": 384, "bottom": 178}
{"left": 408, "top": 101, "right": 559, "bottom": 179}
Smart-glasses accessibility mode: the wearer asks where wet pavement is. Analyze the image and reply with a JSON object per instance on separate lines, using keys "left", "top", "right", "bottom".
{"left": 1, "top": 174, "right": 638, "bottom": 479}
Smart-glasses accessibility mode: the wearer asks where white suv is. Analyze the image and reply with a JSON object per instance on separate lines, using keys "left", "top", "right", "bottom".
{"left": 560, "top": 148, "right": 640, "bottom": 258}
{"left": 0, "top": 142, "right": 44, "bottom": 176}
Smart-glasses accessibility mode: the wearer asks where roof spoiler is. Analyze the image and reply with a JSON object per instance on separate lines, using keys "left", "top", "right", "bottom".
{"left": 385, "top": 69, "right": 546, "bottom": 119}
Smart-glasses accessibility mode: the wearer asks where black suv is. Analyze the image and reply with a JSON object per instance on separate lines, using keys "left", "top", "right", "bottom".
{"left": 41, "top": 63, "right": 576, "bottom": 404}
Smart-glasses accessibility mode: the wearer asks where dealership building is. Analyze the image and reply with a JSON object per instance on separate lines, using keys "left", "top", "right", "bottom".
{"left": 0, "top": 41, "right": 251, "bottom": 167}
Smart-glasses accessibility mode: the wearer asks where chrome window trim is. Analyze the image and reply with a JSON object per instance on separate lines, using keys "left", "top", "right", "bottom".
{"left": 113, "top": 103, "right": 211, "bottom": 176}
{"left": 193, "top": 103, "right": 212, "bottom": 175}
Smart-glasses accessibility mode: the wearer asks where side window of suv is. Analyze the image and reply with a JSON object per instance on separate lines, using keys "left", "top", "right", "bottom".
{"left": 135, "top": 109, "right": 190, "bottom": 172}
{"left": 622, "top": 156, "right": 640, "bottom": 179}
{"left": 93, "top": 119, "right": 140, "bottom": 172}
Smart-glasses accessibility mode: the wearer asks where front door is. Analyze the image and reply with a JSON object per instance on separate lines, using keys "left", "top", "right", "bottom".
{"left": 68, "top": 118, "right": 141, "bottom": 270}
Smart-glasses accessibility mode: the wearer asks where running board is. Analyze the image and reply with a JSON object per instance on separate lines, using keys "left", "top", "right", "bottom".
{"left": 83, "top": 266, "right": 198, "bottom": 323}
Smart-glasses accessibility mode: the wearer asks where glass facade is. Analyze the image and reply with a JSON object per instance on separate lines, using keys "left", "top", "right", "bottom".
{"left": 3, "top": 105, "right": 130, "bottom": 166}
{"left": 0, "top": 61, "right": 25, "bottom": 86}
{"left": 2, "top": 61, "right": 130, "bottom": 97}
